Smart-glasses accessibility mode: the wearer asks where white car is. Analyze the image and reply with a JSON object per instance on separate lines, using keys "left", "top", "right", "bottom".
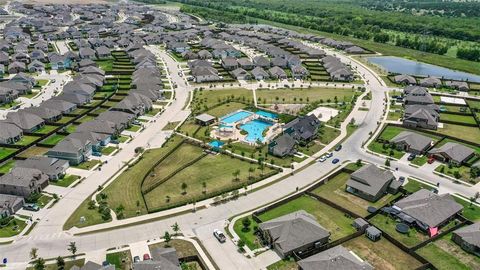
{"left": 318, "top": 157, "right": 326, "bottom": 162}
{"left": 325, "top": 152, "right": 333, "bottom": 158}
{"left": 213, "top": 229, "right": 226, "bottom": 243}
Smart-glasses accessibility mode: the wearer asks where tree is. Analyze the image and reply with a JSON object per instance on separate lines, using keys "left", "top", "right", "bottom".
{"left": 248, "top": 167, "right": 255, "bottom": 180}
{"left": 202, "top": 181, "right": 207, "bottom": 194}
{"left": 56, "top": 256, "right": 65, "bottom": 270}
{"left": 355, "top": 159, "right": 362, "bottom": 167}
{"left": 385, "top": 159, "right": 390, "bottom": 167}
{"left": 241, "top": 217, "right": 251, "bottom": 232}
{"left": 87, "top": 200, "right": 96, "bottom": 210}
{"left": 67, "top": 242, "right": 77, "bottom": 258}
{"left": 164, "top": 231, "right": 171, "bottom": 246}
{"left": 172, "top": 222, "right": 180, "bottom": 236}
{"left": 30, "top": 247, "right": 38, "bottom": 261}
{"left": 34, "top": 258, "right": 45, "bottom": 270}
{"left": 232, "top": 169, "right": 240, "bottom": 181}
{"left": 181, "top": 182, "right": 188, "bottom": 195}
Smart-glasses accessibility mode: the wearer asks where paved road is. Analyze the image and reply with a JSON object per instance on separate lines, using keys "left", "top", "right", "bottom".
{"left": 1, "top": 44, "right": 477, "bottom": 269}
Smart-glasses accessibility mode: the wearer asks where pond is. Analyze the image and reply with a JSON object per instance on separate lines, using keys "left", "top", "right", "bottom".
{"left": 367, "top": 56, "right": 480, "bottom": 83}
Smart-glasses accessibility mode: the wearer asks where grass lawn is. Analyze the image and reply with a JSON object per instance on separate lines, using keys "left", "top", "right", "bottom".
{"left": 103, "top": 136, "right": 184, "bottom": 218}
{"left": 178, "top": 119, "right": 201, "bottom": 137}
{"left": 145, "top": 108, "right": 161, "bottom": 116}
{"left": 311, "top": 171, "right": 401, "bottom": 217}
{"left": 417, "top": 233, "right": 480, "bottom": 270}
{"left": 266, "top": 259, "right": 298, "bottom": 270}
{"left": 256, "top": 87, "right": 355, "bottom": 104}
{"left": 26, "top": 259, "right": 85, "bottom": 270}
{"left": 40, "top": 134, "right": 66, "bottom": 146}
{"left": 96, "top": 59, "right": 114, "bottom": 72}
{"left": 106, "top": 250, "right": 132, "bottom": 270}
{"left": 73, "top": 159, "right": 101, "bottom": 170}
{"left": 0, "top": 160, "right": 15, "bottom": 174}
{"left": 16, "top": 147, "right": 48, "bottom": 158}
{"left": 454, "top": 197, "right": 480, "bottom": 221}
{"left": 439, "top": 113, "right": 477, "bottom": 125}
{"left": 367, "top": 141, "right": 405, "bottom": 159}
{"left": 13, "top": 135, "right": 39, "bottom": 146}
{"left": 162, "top": 121, "right": 181, "bottom": 131}
{"left": 36, "top": 79, "right": 49, "bottom": 87}
{"left": 205, "top": 102, "right": 247, "bottom": 118}
{"left": 435, "top": 123, "right": 480, "bottom": 144}
{"left": 343, "top": 236, "right": 422, "bottom": 270}
{"left": 125, "top": 125, "right": 141, "bottom": 132}
{"left": 233, "top": 216, "right": 261, "bottom": 250}
{"left": 258, "top": 195, "right": 357, "bottom": 241}
{"left": 0, "top": 101, "right": 20, "bottom": 110}
{"left": 64, "top": 194, "right": 111, "bottom": 230}
{"left": 37, "top": 194, "right": 53, "bottom": 208}
{"left": 76, "top": 115, "right": 95, "bottom": 123}
{"left": 0, "top": 147, "right": 18, "bottom": 159}
{"left": 101, "top": 146, "right": 118, "bottom": 156}
{"left": 149, "top": 239, "right": 199, "bottom": 258}
{"left": 144, "top": 148, "right": 276, "bottom": 212}
{"left": 50, "top": 175, "right": 80, "bottom": 188}
{"left": 118, "top": 135, "right": 130, "bottom": 143}
{"left": 435, "top": 164, "right": 476, "bottom": 184}
{"left": 228, "top": 142, "right": 302, "bottom": 168}
{"left": 378, "top": 125, "right": 441, "bottom": 141}
{"left": 369, "top": 214, "right": 429, "bottom": 248}
{"left": 0, "top": 218, "right": 27, "bottom": 238}
{"left": 192, "top": 88, "right": 253, "bottom": 114}
{"left": 318, "top": 126, "right": 341, "bottom": 145}
{"left": 403, "top": 178, "right": 435, "bottom": 194}
{"left": 65, "top": 124, "right": 78, "bottom": 134}
{"left": 33, "top": 125, "right": 58, "bottom": 135}
{"left": 410, "top": 155, "right": 428, "bottom": 166}
{"left": 296, "top": 140, "right": 324, "bottom": 156}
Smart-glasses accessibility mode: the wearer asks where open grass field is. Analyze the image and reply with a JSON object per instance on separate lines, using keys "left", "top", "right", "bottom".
{"left": 369, "top": 214, "right": 429, "bottom": 248}
{"left": 162, "top": 121, "right": 181, "bottom": 131}
{"left": 311, "top": 170, "right": 401, "bottom": 217}
{"left": 435, "top": 164, "right": 476, "bottom": 184}
{"left": 144, "top": 148, "right": 275, "bottom": 211}
{"left": 192, "top": 88, "right": 253, "bottom": 112}
{"left": 367, "top": 141, "right": 405, "bottom": 159}
{"left": 205, "top": 102, "right": 247, "bottom": 118}
{"left": 256, "top": 87, "right": 355, "bottom": 104}
{"left": 258, "top": 195, "right": 357, "bottom": 241}
{"left": 435, "top": 124, "right": 480, "bottom": 144}
{"left": 103, "top": 136, "right": 184, "bottom": 218}
{"left": 106, "top": 250, "right": 132, "bottom": 270}
{"left": 228, "top": 142, "right": 303, "bottom": 168}
{"left": 0, "top": 218, "right": 27, "bottom": 238}
{"left": 343, "top": 236, "right": 423, "bottom": 270}
{"left": 142, "top": 143, "right": 204, "bottom": 191}
{"left": 417, "top": 233, "right": 480, "bottom": 270}
{"left": 440, "top": 113, "right": 477, "bottom": 125}
{"left": 317, "top": 126, "right": 340, "bottom": 145}
{"left": 64, "top": 194, "right": 111, "bottom": 230}
{"left": 73, "top": 159, "right": 101, "bottom": 170}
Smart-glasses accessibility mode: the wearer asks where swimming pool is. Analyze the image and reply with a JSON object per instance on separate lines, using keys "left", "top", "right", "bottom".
{"left": 221, "top": 111, "right": 253, "bottom": 124}
{"left": 240, "top": 119, "right": 273, "bottom": 143}
{"left": 256, "top": 110, "right": 278, "bottom": 120}
{"left": 209, "top": 140, "right": 225, "bottom": 148}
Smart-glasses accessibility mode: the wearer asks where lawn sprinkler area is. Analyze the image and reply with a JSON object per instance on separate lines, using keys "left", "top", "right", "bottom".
{"left": 212, "top": 109, "right": 281, "bottom": 144}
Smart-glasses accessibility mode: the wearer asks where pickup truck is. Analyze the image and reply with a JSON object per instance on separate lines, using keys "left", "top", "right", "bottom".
{"left": 213, "top": 229, "right": 226, "bottom": 243}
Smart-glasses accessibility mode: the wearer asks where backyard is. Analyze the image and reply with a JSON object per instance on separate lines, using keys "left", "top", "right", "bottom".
{"left": 40, "top": 134, "right": 66, "bottom": 146}
{"left": 435, "top": 123, "right": 480, "bottom": 144}
{"left": 106, "top": 250, "right": 132, "bottom": 270}
{"left": 369, "top": 214, "right": 429, "bottom": 248}
{"left": 0, "top": 218, "right": 27, "bottom": 238}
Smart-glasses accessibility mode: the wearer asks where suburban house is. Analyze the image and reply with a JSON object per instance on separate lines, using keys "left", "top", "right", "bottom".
{"left": 191, "top": 66, "right": 220, "bottom": 83}
{"left": 41, "top": 99, "right": 77, "bottom": 114}
{"left": 403, "top": 104, "right": 439, "bottom": 130}
{"left": 283, "top": 115, "right": 321, "bottom": 145}
{"left": 419, "top": 77, "right": 442, "bottom": 88}
{"left": 0, "top": 194, "right": 24, "bottom": 218}
{"left": 390, "top": 131, "right": 434, "bottom": 154}
{"left": 79, "top": 47, "right": 96, "bottom": 59}
{"left": 428, "top": 142, "right": 475, "bottom": 166}
{"left": 268, "top": 133, "right": 296, "bottom": 157}
{"left": 259, "top": 210, "right": 330, "bottom": 257}
{"left": 251, "top": 67, "right": 269, "bottom": 80}
{"left": 452, "top": 222, "right": 480, "bottom": 256}
{"left": 0, "top": 167, "right": 49, "bottom": 198}
{"left": 291, "top": 65, "right": 309, "bottom": 79}
{"left": 70, "top": 261, "right": 114, "bottom": 270}
{"left": 297, "top": 245, "right": 373, "bottom": 270}
{"left": 133, "top": 247, "right": 181, "bottom": 270}
{"left": 394, "top": 74, "right": 416, "bottom": 85}
{"left": 445, "top": 81, "right": 469, "bottom": 91}
{"left": 404, "top": 86, "right": 434, "bottom": 105}
{"left": 346, "top": 164, "right": 400, "bottom": 202}
{"left": 253, "top": 56, "right": 270, "bottom": 68}
{"left": 268, "top": 66, "right": 287, "bottom": 80}
{"left": 221, "top": 57, "right": 239, "bottom": 71}
{"left": 47, "top": 137, "right": 93, "bottom": 165}
{"left": 231, "top": 68, "right": 251, "bottom": 80}
{"left": 391, "top": 189, "right": 463, "bottom": 236}
{"left": 5, "top": 111, "right": 45, "bottom": 133}
{"left": 23, "top": 106, "right": 63, "bottom": 123}
{"left": 112, "top": 92, "right": 152, "bottom": 116}
{"left": 0, "top": 122, "right": 23, "bottom": 144}
{"left": 15, "top": 156, "right": 69, "bottom": 181}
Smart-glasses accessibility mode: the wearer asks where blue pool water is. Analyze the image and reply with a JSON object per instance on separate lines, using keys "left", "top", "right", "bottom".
{"left": 221, "top": 111, "right": 253, "bottom": 124}
{"left": 256, "top": 110, "right": 278, "bottom": 120}
{"left": 240, "top": 119, "right": 273, "bottom": 143}
{"left": 367, "top": 56, "right": 480, "bottom": 83}
{"left": 209, "top": 140, "right": 225, "bottom": 148}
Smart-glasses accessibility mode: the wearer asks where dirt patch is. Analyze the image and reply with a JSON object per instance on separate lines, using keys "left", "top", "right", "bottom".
{"left": 267, "top": 103, "right": 305, "bottom": 115}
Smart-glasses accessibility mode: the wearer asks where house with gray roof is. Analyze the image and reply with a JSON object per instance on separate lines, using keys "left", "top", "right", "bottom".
{"left": 113, "top": 92, "right": 152, "bottom": 116}
{"left": 268, "top": 66, "right": 287, "bottom": 80}
{"left": 268, "top": 133, "right": 296, "bottom": 157}
{"left": 291, "top": 65, "right": 309, "bottom": 79}
{"left": 96, "top": 111, "right": 135, "bottom": 131}
{"left": 0, "top": 122, "right": 23, "bottom": 144}
{"left": 195, "top": 113, "right": 215, "bottom": 126}
{"left": 221, "top": 57, "right": 239, "bottom": 71}
{"left": 0, "top": 86, "right": 17, "bottom": 104}
{"left": 191, "top": 66, "right": 220, "bottom": 83}
{"left": 41, "top": 99, "right": 77, "bottom": 114}
{"left": 298, "top": 245, "right": 373, "bottom": 270}
{"left": 253, "top": 56, "right": 270, "bottom": 68}
{"left": 79, "top": 47, "right": 96, "bottom": 59}
{"left": 445, "top": 81, "right": 469, "bottom": 91}
{"left": 231, "top": 68, "right": 251, "bottom": 80}
{"left": 394, "top": 74, "right": 416, "bottom": 85}
{"left": 390, "top": 131, "right": 434, "bottom": 154}
{"left": 452, "top": 222, "right": 480, "bottom": 256}
{"left": 428, "top": 142, "right": 475, "bottom": 166}
{"left": 47, "top": 136, "right": 93, "bottom": 165}
{"left": 63, "top": 81, "right": 96, "bottom": 98}
{"left": 15, "top": 156, "right": 69, "bottom": 181}
{"left": 284, "top": 115, "right": 320, "bottom": 144}
{"left": 403, "top": 105, "right": 439, "bottom": 130}
{"left": 5, "top": 111, "right": 45, "bottom": 133}
{"left": 393, "top": 189, "right": 463, "bottom": 233}
{"left": 23, "top": 106, "right": 63, "bottom": 123}
{"left": 0, "top": 194, "right": 24, "bottom": 218}
{"left": 70, "top": 261, "right": 114, "bottom": 270}
{"left": 259, "top": 210, "right": 330, "bottom": 257}
{"left": 419, "top": 77, "right": 442, "bottom": 88}
{"left": 346, "top": 164, "right": 399, "bottom": 202}
{"left": 404, "top": 86, "right": 434, "bottom": 105}
{"left": 251, "top": 67, "right": 269, "bottom": 80}
{"left": 95, "top": 46, "right": 111, "bottom": 59}
{"left": 0, "top": 167, "right": 49, "bottom": 198}
{"left": 133, "top": 247, "right": 180, "bottom": 270}
{"left": 55, "top": 93, "right": 91, "bottom": 105}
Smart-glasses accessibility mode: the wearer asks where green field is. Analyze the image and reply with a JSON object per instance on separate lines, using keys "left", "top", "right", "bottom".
{"left": 33, "top": 125, "right": 58, "bottom": 134}
{"left": 73, "top": 159, "right": 101, "bottom": 170}
{"left": 192, "top": 88, "right": 253, "bottom": 114}
{"left": 205, "top": 102, "right": 247, "bottom": 118}
{"left": 101, "top": 146, "right": 118, "bottom": 156}
{"left": 258, "top": 195, "right": 356, "bottom": 241}
{"left": 435, "top": 124, "right": 480, "bottom": 144}
{"left": 266, "top": 259, "right": 297, "bottom": 270}
{"left": 256, "top": 87, "right": 356, "bottom": 104}
{"left": 0, "top": 218, "right": 27, "bottom": 238}
{"left": 233, "top": 215, "right": 261, "bottom": 250}
{"left": 26, "top": 259, "right": 85, "bottom": 270}
{"left": 440, "top": 113, "right": 477, "bottom": 125}
{"left": 64, "top": 194, "right": 111, "bottom": 230}
{"left": 435, "top": 164, "right": 477, "bottom": 184}
{"left": 454, "top": 197, "right": 480, "bottom": 222}
{"left": 367, "top": 141, "right": 405, "bottom": 159}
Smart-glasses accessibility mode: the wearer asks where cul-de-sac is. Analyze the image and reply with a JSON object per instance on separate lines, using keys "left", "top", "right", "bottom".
{"left": 0, "top": 0, "right": 479, "bottom": 269}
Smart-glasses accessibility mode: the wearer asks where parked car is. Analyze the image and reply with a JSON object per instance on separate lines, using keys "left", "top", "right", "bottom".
{"left": 92, "top": 152, "right": 102, "bottom": 157}
{"left": 133, "top": 256, "right": 140, "bottom": 263}
{"left": 51, "top": 79, "right": 56, "bottom": 83}
{"left": 318, "top": 157, "right": 326, "bottom": 162}
{"left": 427, "top": 157, "right": 435, "bottom": 164}
{"left": 213, "top": 229, "right": 226, "bottom": 243}
{"left": 407, "top": 154, "right": 416, "bottom": 161}
{"left": 335, "top": 145, "right": 342, "bottom": 151}
{"left": 23, "top": 203, "right": 39, "bottom": 212}
{"left": 325, "top": 152, "right": 333, "bottom": 158}
{"left": 143, "top": 254, "right": 151, "bottom": 261}
{"left": 332, "top": 158, "right": 340, "bottom": 164}
{"left": 399, "top": 176, "right": 405, "bottom": 183}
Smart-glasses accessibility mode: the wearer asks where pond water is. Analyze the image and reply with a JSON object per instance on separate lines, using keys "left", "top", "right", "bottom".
{"left": 367, "top": 56, "right": 480, "bottom": 83}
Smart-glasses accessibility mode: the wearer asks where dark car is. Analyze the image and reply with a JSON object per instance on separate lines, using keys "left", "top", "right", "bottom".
{"left": 133, "top": 256, "right": 140, "bottom": 263}
{"left": 407, "top": 154, "right": 416, "bottom": 161}
{"left": 335, "top": 145, "right": 342, "bottom": 151}
{"left": 332, "top": 158, "right": 340, "bottom": 164}
{"left": 23, "top": 203, "right": 39, "bottom": 211}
